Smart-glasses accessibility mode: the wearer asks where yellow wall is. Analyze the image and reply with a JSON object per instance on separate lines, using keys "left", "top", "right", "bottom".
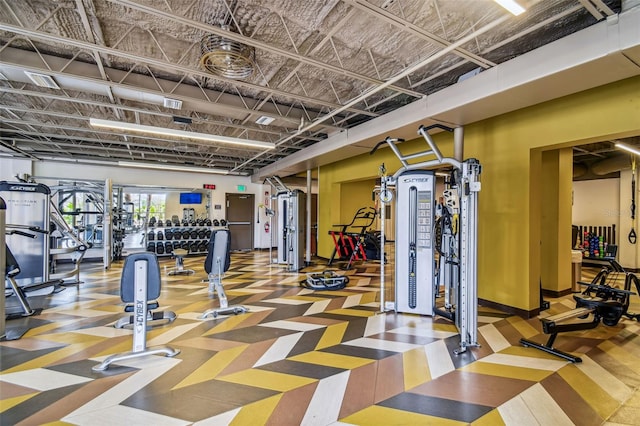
{"left": 540, "top": 148, "right": 573, "bottom": 294}
{"left": 319, "top": 75, "right": 640, "bottom": 313}
{"left": 340, "top": 180, "right": 377, "bottom": 225}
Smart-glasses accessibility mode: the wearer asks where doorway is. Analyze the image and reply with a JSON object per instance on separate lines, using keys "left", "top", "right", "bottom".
{"left": 226, "top": 193, "right": 254, "bottom": 251}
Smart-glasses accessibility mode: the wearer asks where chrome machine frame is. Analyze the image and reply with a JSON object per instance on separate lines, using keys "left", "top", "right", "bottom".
{"left": 264, "top": 176, "right": 305, "bottom": 272}
{"left": 372, "top": 124, "right": 481, "bottom": 354}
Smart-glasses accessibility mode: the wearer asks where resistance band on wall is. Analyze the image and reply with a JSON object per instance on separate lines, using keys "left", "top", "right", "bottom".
{"left": 630, "top": 157, "right": 636, "bottom": 244}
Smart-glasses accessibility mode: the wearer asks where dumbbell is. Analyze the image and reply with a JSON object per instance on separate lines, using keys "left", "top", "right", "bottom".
{"left": 165, "top": 219, "right": 172, "bottom": 227}
{"left": 213, "top": 219, "right": 220, "bottom": 227}
{"left": 164, "top": 242, "right": 173, "bottom": 254}
{"left": 164, "top": 229, "right": 173, "bottom": 240}
{"left": 156, "top": 231, "right": 164, "bottom": 240}
{"left": 156, "top": 243, "right": 165, "bottom": 255}
{"left": 220, "top": 219, "right": 227, "bottom": 226}
{"left": 146, "top": 242, "right": 156, "bottom": 252}
{"left": 182, "top": 229, "right": 191, "bottom": 239}
{"left": 147, "top": 231, "right": 155, "bottom": 241}
{"left": 190, "top": 230, "right": 199, "bottom": 239}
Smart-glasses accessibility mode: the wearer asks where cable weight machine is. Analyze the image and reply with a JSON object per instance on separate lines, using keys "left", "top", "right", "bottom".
{"left": 371, "top": 124, "right": 482, "bottom": 355}
{"left": 264, "top": 176, "right": 305, "bottom": 272}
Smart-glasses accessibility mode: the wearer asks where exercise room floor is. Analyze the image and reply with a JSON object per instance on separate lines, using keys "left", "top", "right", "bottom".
{"left": 1, "top": 252, "right": 640, "bottom": 426}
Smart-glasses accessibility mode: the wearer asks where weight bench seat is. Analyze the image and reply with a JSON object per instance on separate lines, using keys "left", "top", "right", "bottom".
{"left": 93, "top": 253, "right": 179, "bottom": 371}
{"left": 114, "top": 252, "right": 177, "bottom": 329}
{"left": 200, "top": 230, "right": 247, "bottom": 319}
{"left": 167, "top": 248, "right": 195, "bottom": 276}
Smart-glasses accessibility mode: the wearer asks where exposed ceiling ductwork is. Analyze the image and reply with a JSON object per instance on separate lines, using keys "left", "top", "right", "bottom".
{"left": 590, "top": 154, "right": 633, "bottom": 176}
{"left": 0, "top": 0, "right": 636, "bottom": 176}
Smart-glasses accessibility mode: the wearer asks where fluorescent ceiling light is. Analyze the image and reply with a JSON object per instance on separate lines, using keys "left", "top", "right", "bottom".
{"left": 494, "top": 0, "right": 525, "bottom": 16}
{"left": 118, "top": 161, "right": 229, "bottom": 175}
{"left": 163, "top": 97, "right": 182, "bottom": 110}
{"left": 255, "top": 116, "right": 275, "bottom": 125}
{"left": 24, "top": 71, "right": 60, "bottom": 89}
{"left": 90, "top": 118, "right": 275, "bottom": 150}
{"left": 615, "top": 142, "right": 640, "bottom": 156}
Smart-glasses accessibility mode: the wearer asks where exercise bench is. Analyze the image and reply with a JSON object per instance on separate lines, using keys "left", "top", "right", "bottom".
{"left": 200, "top": 230, "right": 247, "bottom": 319}
{"left": 93, "top": 252, "right": 180, "bottom": 371}
{"left": 167, "top": 248, "right": 194, "bottom": 275}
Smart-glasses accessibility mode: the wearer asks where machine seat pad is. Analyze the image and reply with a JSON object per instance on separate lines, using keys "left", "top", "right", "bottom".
{"left": 204, "top": 230, "right": 231, "bottom": 274}
{"left": 574, "top": 295, "right": 623, "bottom": 311}
{"left": 120, "top": 252, "right": 162, "bottom": 303}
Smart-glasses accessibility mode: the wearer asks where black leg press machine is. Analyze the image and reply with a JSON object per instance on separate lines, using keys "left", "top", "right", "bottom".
{"left": 521, "top": 261, "right": 640, "bottom": 363}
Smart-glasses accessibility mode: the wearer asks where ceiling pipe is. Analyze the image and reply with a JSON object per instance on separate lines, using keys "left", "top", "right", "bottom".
{"left": 454, "top": 127, "right": 464, "bottom": 162}
{"left": 590, "top": 154, "right": 633, "bottom": 175}
{"left": 573, "top": 163, "right": 588, "bottom": 178}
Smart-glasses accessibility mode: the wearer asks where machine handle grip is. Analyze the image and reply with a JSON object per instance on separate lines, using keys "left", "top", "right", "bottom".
{"left": 370, "top": 137, "right": 405, "bottom": 155}
{"left": 10, "top": 230, "right": 36, "bottom": 238}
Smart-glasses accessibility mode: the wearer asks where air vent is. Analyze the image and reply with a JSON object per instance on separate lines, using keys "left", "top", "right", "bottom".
{"left": 163, "top": 97, "right": 182, "bottom": 110}
{"left": 24, "top": 71, "right": 60, "bottom": 89}
{"left": 173, "top": 116, "right": 192, "bottom": 125}
{"left": 255, "top": 116, "right": 275, "bottom": 125}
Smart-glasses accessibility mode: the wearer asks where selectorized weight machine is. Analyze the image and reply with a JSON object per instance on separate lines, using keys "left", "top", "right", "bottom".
{"left": 371, "top": 124, "right": 482, "bottom": 355}
{"left": 264, "top": 176, "right": 305, "bottom": 272}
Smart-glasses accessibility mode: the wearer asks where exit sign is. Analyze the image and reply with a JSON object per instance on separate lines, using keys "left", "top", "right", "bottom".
{"left": 203, "top": 184, "right": 216, "bottom": 190}
{"left": 237, "top": 185, "right": 246, "bottom": 192}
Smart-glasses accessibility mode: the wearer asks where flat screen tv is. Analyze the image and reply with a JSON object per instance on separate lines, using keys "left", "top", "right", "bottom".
{"left": 180, "top": 192, "right": 202, "bottom": 204}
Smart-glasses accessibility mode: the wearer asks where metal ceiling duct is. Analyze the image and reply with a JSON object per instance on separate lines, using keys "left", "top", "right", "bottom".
{"left": 199, "top": 25, "right": 255, "bottom": 80}
{"left": 590, "top": 154, "right": 633, "bottom": 175}
{"left": 573, "top": 163, "right": 588, "bottom": 178}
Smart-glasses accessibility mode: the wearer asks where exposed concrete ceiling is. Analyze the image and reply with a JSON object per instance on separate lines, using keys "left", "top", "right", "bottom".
{"left": 0, "top": 0, "right": 636, "bottom": 178}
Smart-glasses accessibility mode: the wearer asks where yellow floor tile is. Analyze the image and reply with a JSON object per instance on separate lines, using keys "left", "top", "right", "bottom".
{"left": 218, "top": 369, "right": 316, "bottom": 392}
{"left": 290, "top": 351, "right": 375, "bottom": 369}
{"left": 460, "top": 361, "right": 553, "bottom": 382}
{"left": 341, "top": 405, "right": 466, "bottom": 426}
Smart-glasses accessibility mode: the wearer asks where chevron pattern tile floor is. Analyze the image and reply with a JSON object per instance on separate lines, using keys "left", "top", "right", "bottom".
{"left": 2, "top": 252, "right": 640, "bottom": 425}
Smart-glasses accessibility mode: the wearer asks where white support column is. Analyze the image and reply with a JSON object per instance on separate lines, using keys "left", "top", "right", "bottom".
{"left": 0, "top": 196, "right": 6, "bottom": 339}
{"left": 306, "top": 169, "right": 312, "bottom": 265}
{"left": 103, "top": 179, "right": 112, "bottom": 270}
{"left": 454, "top": 127, "right": 464, "bottom": 162}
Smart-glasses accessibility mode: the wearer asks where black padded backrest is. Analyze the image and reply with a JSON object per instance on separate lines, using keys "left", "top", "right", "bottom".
{"left": 120, "top": 252, "right": 161, "bottom": 303}
{"left": 204, "top": 229, "right": 231, "bottom": 274}
{"left": 4, "top": 244, "right": 20, "bottom": 277}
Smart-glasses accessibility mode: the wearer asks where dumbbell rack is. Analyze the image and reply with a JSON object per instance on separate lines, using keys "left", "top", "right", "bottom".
{"left": 145, "top": 219, "right": 226, "bottom": 257}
